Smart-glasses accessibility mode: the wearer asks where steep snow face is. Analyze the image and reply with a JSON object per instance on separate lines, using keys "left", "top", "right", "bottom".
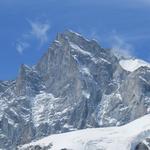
{"left": 119, "top": 59, "right": 150, "bottom": 72}
{"left": 19, "top": 114, "right": 150, "bottom": 150}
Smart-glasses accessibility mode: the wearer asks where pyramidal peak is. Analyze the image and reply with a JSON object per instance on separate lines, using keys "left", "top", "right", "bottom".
{"left": 0, "top": 30, "right": 150, "bottom": 150}
{"left": 56, "top": 30, "right": 101, "bottom": 49}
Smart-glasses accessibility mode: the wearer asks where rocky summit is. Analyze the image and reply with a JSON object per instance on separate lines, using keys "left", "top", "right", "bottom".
{"left": 0, "top": 30, "right": 150, "bottom": 149}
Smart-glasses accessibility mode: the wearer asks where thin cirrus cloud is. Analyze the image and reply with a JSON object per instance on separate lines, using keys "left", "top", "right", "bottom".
{"left": 16, "top": 20, "right": 50, "bottom": 54}
{"left": 138, "top": 0, "right": 150, "bottom": 5}
{"left": 29, "top": 20, "right": 50, "bottom": 45}
{"left": 86, "top": 29, "right": 135, "bottom": 58}
{"left": 16, "top": 41, "right": 30, "bottom": 54}
{"left": 109, "top": 32, "right": 135, "bottom": 58}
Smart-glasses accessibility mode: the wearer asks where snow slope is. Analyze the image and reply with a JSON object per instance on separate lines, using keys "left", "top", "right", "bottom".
{"left": 119, "top": 59, "right": 150, "bottom": 72}
{"left": 19, "top": 114, "right": 150, "bottom": 150}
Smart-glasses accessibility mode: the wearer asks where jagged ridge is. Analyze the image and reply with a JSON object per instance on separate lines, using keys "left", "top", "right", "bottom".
{"left": 0, "top": 30, "right": 150, "bottom": 149}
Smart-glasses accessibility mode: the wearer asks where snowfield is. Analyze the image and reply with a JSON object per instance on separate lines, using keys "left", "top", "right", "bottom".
{"left": 19, "top": 114, "right": 150, "bottom": 150}
{"left": 119, "top": 59, "right": 150, "bottom": 72}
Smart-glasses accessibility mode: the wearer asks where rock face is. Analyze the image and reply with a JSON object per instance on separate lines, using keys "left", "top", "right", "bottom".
{"left": 0, "top": 30, "right": 150, "bottom": 149}
{"left": 135, "top": 138, "right": 150, "bottom": 150}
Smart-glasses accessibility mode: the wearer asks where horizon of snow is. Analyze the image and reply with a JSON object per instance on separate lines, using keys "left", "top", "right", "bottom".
{"left": 19, "top": 114, "right": 150, "bottom": 150}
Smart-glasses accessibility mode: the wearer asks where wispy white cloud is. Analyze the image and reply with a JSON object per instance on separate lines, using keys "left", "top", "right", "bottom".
{"left": 85, "top": 29, "right": 135, "bottom": 58}
{"left": 16, "top": 41, "right": 30, "bottom": 54}
{"left": 16, "top": 19, "right": 50, "bottom": 54}
{"left": 138, "top": 0, "right": 150, "bottom": 5}
{"left": 28, "top": 20, "right": 50, "bottom": 45}
{"left": 109, "top": 31, "right": 135, "bottom": 58}
{"left": 89, "top": 29, "right": 101, "bottom": 42}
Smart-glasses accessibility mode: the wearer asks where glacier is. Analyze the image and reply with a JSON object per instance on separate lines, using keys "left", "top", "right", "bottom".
{"left": 19, "top": 114, "right": 150, "bottom": 150}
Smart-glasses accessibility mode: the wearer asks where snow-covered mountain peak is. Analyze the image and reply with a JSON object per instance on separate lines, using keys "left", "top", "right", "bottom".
{"left": 56, "top": 29, "right": 84, "bottom": 41}
{"left": 0, "top": 30, "right": 150, "bottom": 149}
{"left": 64, "top": 29, "right": 83, "bottom": 38}
{"left": 56, "top": 30, "right": 102, "bottom": 52}
{"left": 119, "top": 58, "right": 150, "bottom": 72}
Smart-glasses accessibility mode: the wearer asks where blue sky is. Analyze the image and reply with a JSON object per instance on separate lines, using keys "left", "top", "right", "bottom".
{"left": 1, "top": 0, "right": 150, "bottom": 80}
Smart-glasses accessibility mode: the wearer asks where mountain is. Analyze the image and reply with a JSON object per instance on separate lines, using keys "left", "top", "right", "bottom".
{"left": 18, "top": 114, "right": 150, "bottom": 150}
{"left": 0, "top": 30, "right": 150, "bottom": 149}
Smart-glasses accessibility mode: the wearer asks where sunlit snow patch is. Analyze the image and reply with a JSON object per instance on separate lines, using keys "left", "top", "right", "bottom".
{"left": 19, "top": 114, "right": 150, "bottom": 150}
{"left": 119, "top": 59, "right": 150, "bottom": 72}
